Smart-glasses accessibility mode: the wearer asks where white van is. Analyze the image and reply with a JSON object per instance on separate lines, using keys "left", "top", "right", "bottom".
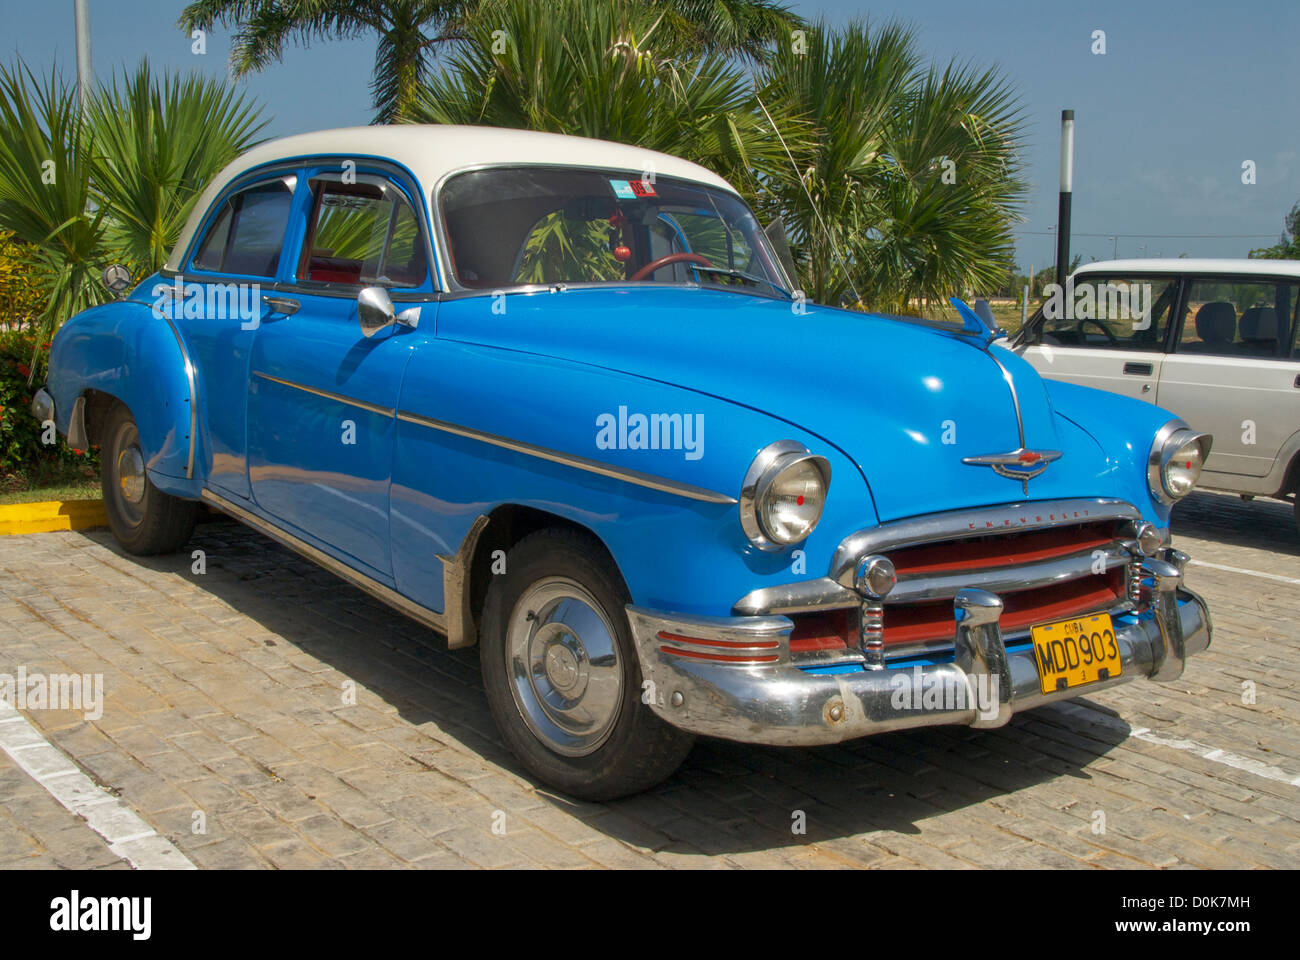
{"left": 1012, "top": 259, "right": 1300, "bottom": 531}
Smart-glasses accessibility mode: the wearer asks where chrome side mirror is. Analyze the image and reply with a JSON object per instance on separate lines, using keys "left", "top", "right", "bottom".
{"left": 358, "top": 286, "right": 420, "bottom": 338}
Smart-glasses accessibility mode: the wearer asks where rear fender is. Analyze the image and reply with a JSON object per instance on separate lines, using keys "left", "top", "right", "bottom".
{"left": 47, "top": 298, "right": 200, "bottom": 497}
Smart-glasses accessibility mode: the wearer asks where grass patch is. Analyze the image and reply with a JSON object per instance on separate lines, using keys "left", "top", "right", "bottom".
{"left": 0, "top": 462, "right": 101, "bottom": 504}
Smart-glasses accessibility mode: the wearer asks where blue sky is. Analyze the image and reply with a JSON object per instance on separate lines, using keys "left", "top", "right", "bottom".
{"left": 6, "top": 0, "right": 1296, "bottom": 272}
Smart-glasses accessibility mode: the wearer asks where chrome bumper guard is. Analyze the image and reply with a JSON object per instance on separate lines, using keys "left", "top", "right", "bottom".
{"left": 626, "top": 547, "right": 1210, "bottom": 746}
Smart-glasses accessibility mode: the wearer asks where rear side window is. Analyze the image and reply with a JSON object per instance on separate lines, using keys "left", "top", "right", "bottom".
{"left": 192, "top": 178, "right": 295, "bottom": 278}
{"left": 1175, "top": 278, "right": 1300, "bottom": 359}
{"left": 299, "top": 177, "right": 428, "bottom": 288}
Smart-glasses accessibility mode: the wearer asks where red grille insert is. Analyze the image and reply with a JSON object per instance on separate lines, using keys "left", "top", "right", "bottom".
{"left": 882, "top": 570, "right": 1124, "bottom": 647}
{"left": 788, "top": 609, "right": 855, "bottom": 654}
{"left": 890, "top": 522, "right": 1116, "bottom": 576}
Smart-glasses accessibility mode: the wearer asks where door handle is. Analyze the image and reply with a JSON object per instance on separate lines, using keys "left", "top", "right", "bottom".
{"left": 1294, "top": 373, "right": 1300, "bottom": 388}
{"left": 261, "top": 296, "right": 300, "bottom": 317}
{"left": 1123, "top": 362, "right": 1153, "bottom": 376}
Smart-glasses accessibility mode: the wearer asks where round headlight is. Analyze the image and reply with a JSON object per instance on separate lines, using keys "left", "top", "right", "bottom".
{"left": 1148, "top": 421, "right": 1211, "bottom": 504}
{"left": 740, "top": 441, "right": 831, "bottom": 550}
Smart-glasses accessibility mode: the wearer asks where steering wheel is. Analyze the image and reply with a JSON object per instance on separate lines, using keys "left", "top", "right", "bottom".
{"left": 627, "top": 252, "right": 713, "bottom": 282}
{"left": 1076, "top": 317, "right": 1119, "bottom": 346}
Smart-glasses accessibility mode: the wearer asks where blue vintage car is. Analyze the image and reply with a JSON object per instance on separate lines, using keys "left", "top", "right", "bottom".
{"left": 35, "top": 126, "right": 1213, "bottom": 799}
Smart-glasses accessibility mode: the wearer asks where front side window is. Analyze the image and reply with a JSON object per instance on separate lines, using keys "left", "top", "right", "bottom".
{"left": 1175, "top": 277, "right": 1299, "bottom": 359}
{"left": 299, "top": 177, "right": 428, "bottom": 287}
{"left": 1036, "top": 274, "right": 1179, "bottom": 350}
{"left": 192, "top": 178, "right": 295, "bottom": 278}
{"left": 439, "top": 166, "right": 790, "bottom": 297}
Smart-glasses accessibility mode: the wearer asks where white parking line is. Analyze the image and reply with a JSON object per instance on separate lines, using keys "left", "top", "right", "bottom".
{"left": 1129, "top": 728, "right": 1300, "bottom": 788}
{"left": 0, "top": 700, "right": 195, "bottom": 870}
{"left": 1054, "top": 702, "right": 1300, "bottom": 789}
{"left": 1188, "top": 558, "right": 1300, "bottom": 587}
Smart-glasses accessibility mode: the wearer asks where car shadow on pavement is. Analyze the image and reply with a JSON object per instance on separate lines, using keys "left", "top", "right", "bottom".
{"left": 86, "top": 518, "right": 1135, "bottom": 860}
{"left": 1172, "top": 490, "right": 1298, "bottom": 555}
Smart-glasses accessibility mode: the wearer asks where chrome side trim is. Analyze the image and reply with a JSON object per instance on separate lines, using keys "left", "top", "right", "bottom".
{"left": 252, "top": 371, "right": 396, "bottom": 418}
{"left": 437, "top": 514, "right": 489, "bottom": 650}
{"left": 162, "top": 317, "right": 198, "bottom": 479}
{"left": 829, "top": 498, "right": 1141, "bottom": 588}
{"left": 251, "top": 372, "right": 734, "bottom": 505}
{"left": 396, "top": 409, "right": 737, "bottom": 505}
{"left": 200, "top": 488, "right": 448, "bottom": 636}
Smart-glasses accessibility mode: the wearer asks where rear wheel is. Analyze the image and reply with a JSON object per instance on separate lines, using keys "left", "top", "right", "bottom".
{"left": 101, "top": 401, "right": 197, "bottom": 555}
{"left": 480, "top": 528, "right": 694, "bottom": 800}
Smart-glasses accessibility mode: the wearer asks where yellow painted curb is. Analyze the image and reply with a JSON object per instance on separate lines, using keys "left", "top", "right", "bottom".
{"left": 0, "top": 499, "right": 107, "bottom": 535}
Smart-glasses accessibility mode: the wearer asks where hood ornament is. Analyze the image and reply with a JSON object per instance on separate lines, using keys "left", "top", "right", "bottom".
{"left": 962, "top": 448, "right": 1063, "bottom": 494}
{"left": 951, "top": 295, "right": 1059, "bottom": 493}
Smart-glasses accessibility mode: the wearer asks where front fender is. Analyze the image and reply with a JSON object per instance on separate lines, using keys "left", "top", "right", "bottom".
{"left": 48, "top": 298, "right": 198, "bottom": 494}
{"left": 391, "top": 335, "right": 875, "bottom": 618}
{"left": 1043, "top": 378, "right": 1181, "bottom": 525}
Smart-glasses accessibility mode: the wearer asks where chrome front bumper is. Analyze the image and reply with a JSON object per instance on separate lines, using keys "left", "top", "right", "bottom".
{"left": 626, "top": 548, "right": 1211, "bottom": 746}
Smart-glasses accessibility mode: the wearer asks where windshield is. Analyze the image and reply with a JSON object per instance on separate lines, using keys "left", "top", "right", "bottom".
{"left": 439, "top": 166, "right": 791, "bottom": 297}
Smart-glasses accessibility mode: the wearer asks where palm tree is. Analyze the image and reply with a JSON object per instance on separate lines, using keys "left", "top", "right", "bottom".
{"left": 178, "top": 1, "right": 470, "bottom": 123}
{"left": 406, "top": 0, "right": 809, "bottom": 204}
{"left": 88, "top": 63, "right": 267, "bottom": 273}
{"left": 176, "top": 0, "right": 803, "bottom": 123}
{"left": 0, "top": 60, "right": 266, "bottom": 360}
{"left": 757, "top": 19, "right": 1027, "bottom": 311}
{"left": 0, "top": 63, "right": 107, "bottom": 350}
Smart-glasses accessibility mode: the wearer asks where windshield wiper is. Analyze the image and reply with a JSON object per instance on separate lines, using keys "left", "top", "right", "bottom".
{"left": 689, "top": 264, "right": 787, "bottom": 298}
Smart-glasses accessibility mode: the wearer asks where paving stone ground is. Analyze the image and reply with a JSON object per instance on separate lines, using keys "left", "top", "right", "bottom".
{"left": 0, "top": 489, "right": 1297, "bottom": 869}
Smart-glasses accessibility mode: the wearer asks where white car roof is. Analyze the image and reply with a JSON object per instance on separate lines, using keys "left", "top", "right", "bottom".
{"left": 1073, "top": 257, "right": 1300, "bottom": 278}
{"left": 165, "top": 124, "right": 741, "bottom": 272}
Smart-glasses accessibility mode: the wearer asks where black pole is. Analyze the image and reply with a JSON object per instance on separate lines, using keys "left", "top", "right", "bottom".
{"left": 1056, "top": 109, "right": 1073, "bottom": 286}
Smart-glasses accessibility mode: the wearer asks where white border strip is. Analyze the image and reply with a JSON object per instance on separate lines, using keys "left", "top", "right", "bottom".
{"left": 0, "top": 701, "right": 195, "bottom": 869}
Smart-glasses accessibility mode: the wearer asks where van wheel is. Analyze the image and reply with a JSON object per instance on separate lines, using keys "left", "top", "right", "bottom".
{"left": 101, "top": 401, "right": 197, "bottom": 555}
{"left": 479, "top": 528, "right": 694, "bottom": 801}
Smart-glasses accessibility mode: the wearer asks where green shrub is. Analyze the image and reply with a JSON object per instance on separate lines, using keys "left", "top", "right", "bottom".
{"left": 0, "top": 329, "right": 98, "bottom": 485}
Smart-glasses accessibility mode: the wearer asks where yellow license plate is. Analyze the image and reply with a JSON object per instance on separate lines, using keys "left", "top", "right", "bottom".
{"left": 1031, "top": 613, "right": 1121, "bottom": 695}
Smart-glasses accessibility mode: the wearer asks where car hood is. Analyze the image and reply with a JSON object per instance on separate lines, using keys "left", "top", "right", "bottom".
{"left": 436, "top": 286, "right": 1122, "bottom": 521}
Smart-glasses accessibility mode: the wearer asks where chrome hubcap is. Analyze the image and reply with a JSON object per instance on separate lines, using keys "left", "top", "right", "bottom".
{"left": 505, "top": 577, "right": 623, "bottom": 757}
{"left": 117, "top": 444, "right": 145, "bottom": 504}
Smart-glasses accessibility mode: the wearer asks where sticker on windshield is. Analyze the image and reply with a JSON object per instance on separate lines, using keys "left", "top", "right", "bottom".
{"left": 609, "top": 178, "right": 657, "bottom": 199}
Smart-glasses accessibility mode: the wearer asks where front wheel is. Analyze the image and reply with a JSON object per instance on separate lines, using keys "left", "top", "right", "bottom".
{"left": 480, "top": 528, "right": 694, "bottom": 800}
{"left": 101, "top": 401, "right": 197, "bottom": 555}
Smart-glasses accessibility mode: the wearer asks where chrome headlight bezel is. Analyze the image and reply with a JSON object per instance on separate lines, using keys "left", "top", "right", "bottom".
{"left": 740, "top": 440, "right": 831, "bottom": 551}
{"left": 1147, "top": 420, "right": 1212, "bottom": 505}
